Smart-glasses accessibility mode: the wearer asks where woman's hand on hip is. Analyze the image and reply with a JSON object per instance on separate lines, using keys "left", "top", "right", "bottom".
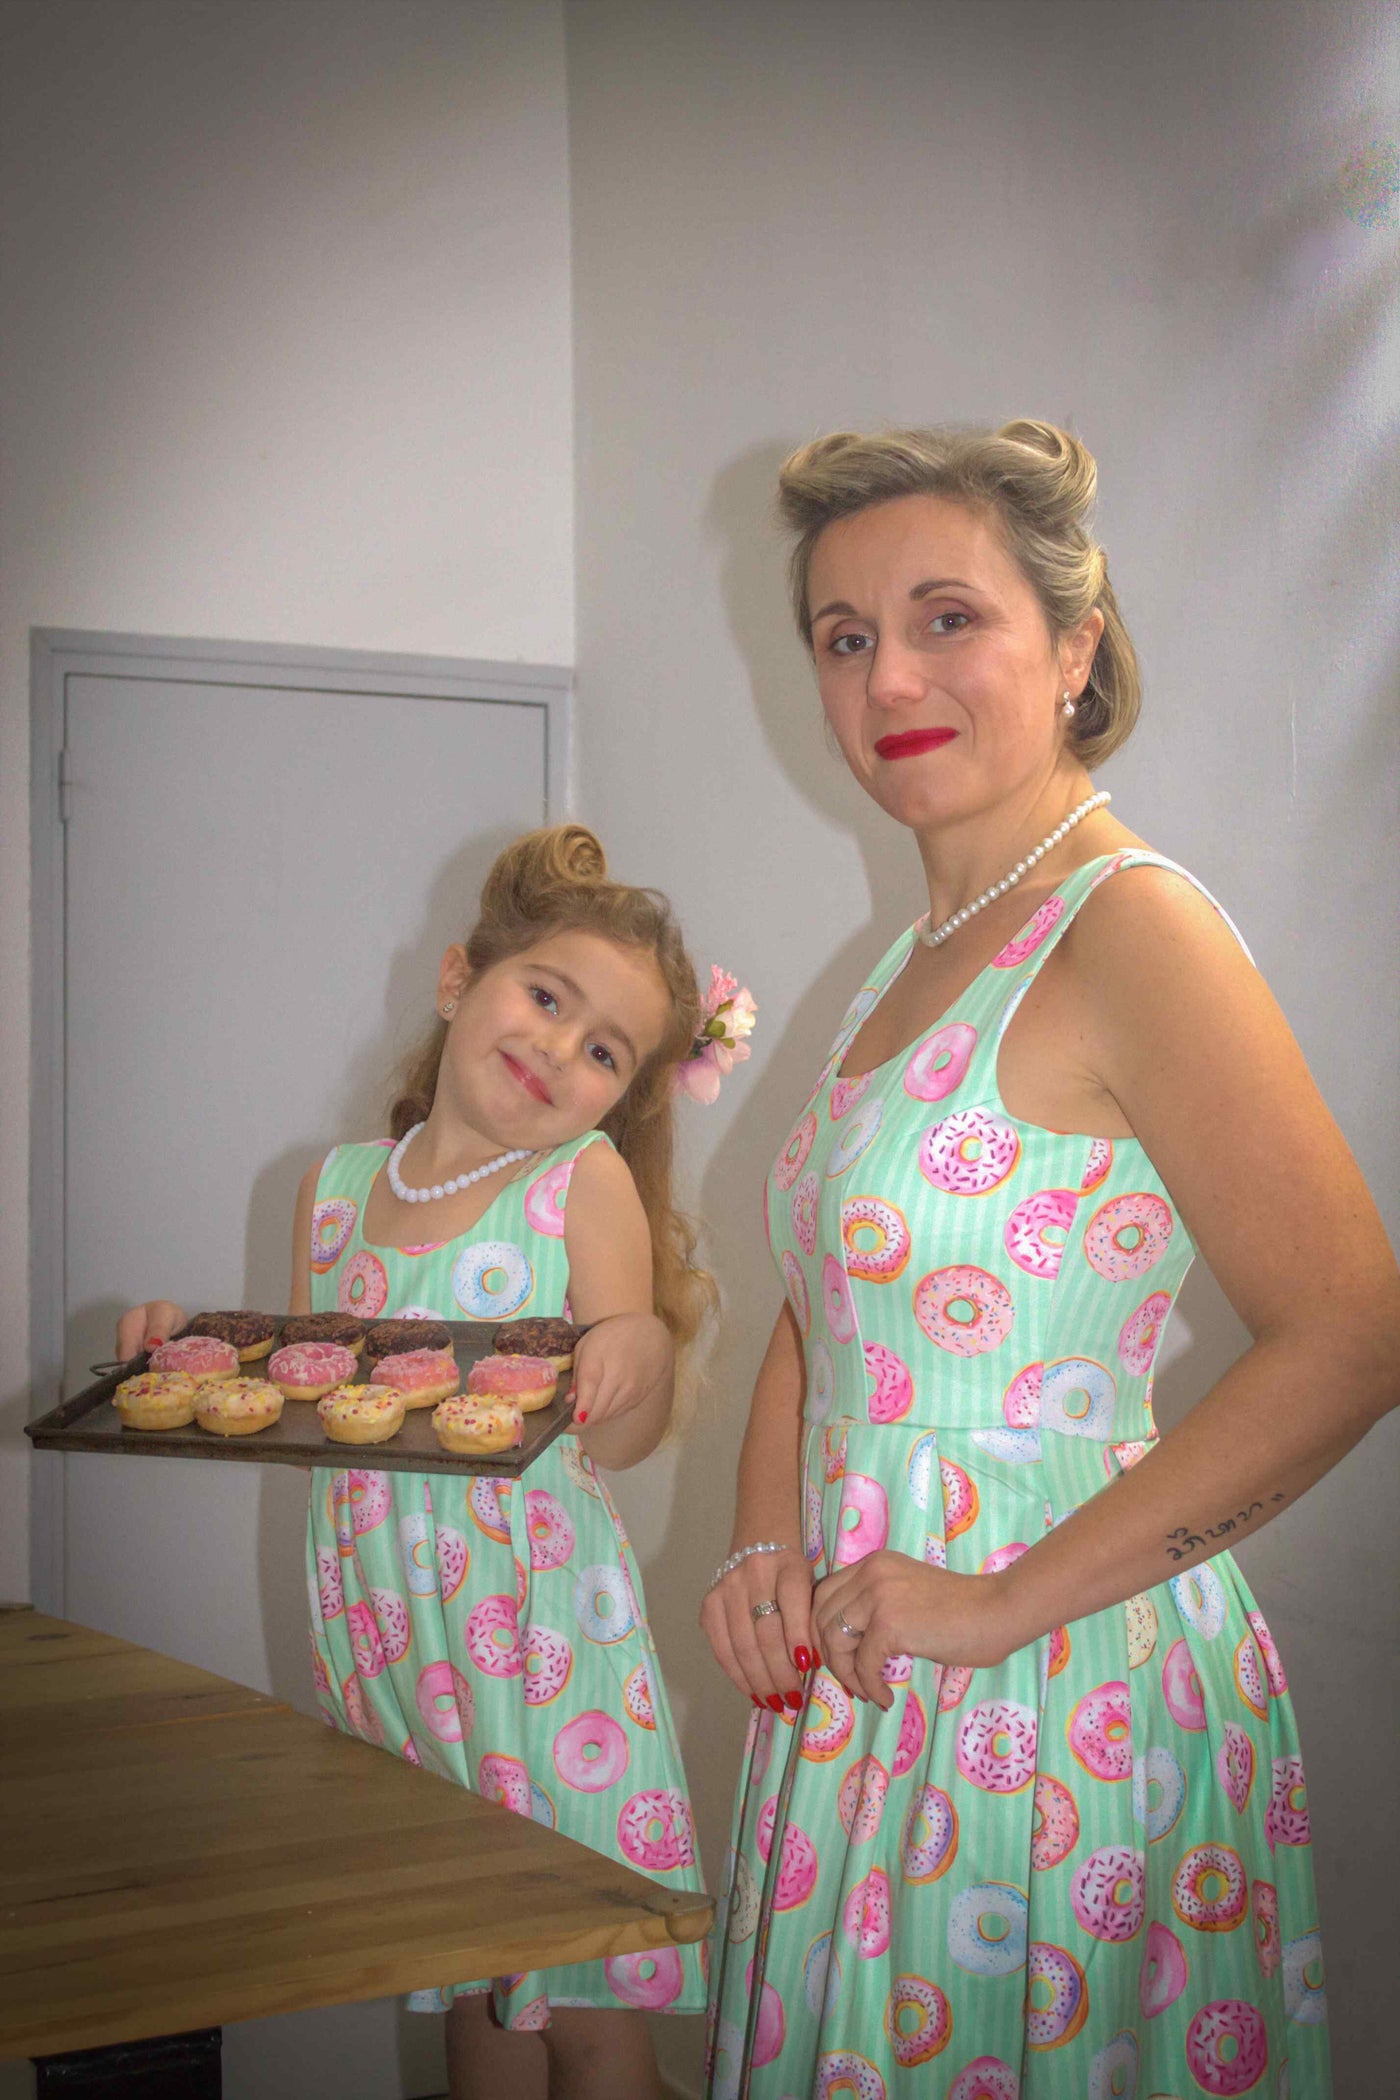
{"left": 812, "top": 1552, "right": 1020, "bottom": 1707}
{"left": 115, "top": 1300, "right": 186, "bottom": 1358}
{"left": 700, "top": 1546, "right": 818, "bottom": 1713}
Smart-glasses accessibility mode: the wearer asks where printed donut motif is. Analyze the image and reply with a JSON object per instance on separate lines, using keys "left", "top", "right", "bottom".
{"left": 956, "top": 1698, "right": 1037, "bottom": 1794}
{"left": 906, "top": 1431, "right": 936, "bottom": 1509}
{"left": 1283, "top": 1929, "right": 1326, "bottom": 2023}
{"left": 914, "top": 1265, "right": 1014, "bottom": 1358}
{"left": 1004, "top": 1187, "right": 1078, "bottom": 1280}
{"left": 919, "top": 1107, "right": 1021, "bottom": 1197}
{"left": 1138, "top": 1918, "right": 1188, "bottom": 2017}
{"left": 1041, "top": 1356, "right": 1117, "bottom": 1439}
{"left": 1002, "top": 1360, "right": 1043, "bottom": 1427}
{"left": 830, "top": 1069, "right": 873, "bottom": 1119}
{"left": 900, "top": 1783, "right": 958, "bottom": 1883}
{"left": 1162, "top": 1638, "right": 1207, "bottom": 1731}
{"left": 1118, "top": 1289, "right": 1172, "bottom": 1375}
{"left": 801, "top": 1672, "right": 855, "bottom": 1762}
{"left": 838, "top": 1756, "right": 889, "bottom": 1844}
{"left": 822, "top": 1423, "right": 849, "bottom": 1482}
{"left": 781, "top": 1251, "right": 811, "bottom": 1335}
{"left": 804, "top": 1478, "right": 825, "bottom": 1562}
{"left": 884, "top": 1974, "right": 952, "bottom": 2066}
{"left": 842, "top": 1867, "right": 892, "bottom": 1959}
{"left": 948, "top": 2059, "right": 1019, "bottom": 2100}
{"left": 338, "top": 1248, "right": 388, "bottom": 1317}
{"left": 773, "top": 1111, "right": 818, "bottom": 1191}
{"left": 573, "top": 1563, "right": 636, "bottom": 1644}
{"left": 1087, "top": 2032, "right": 1138, "bottom": 2100}
{"left": 523, "top": 1157, "right": 573, "bottom": 1238}
{"left": 1251, "top": 1880, "right": 1281, "bottom": 1978}
{"left": 396, "top": 1511, "right": 437, "bottom": 1595}
{"left": 1232, "top": 1631, "right": 1268, "bottom": 1718}
{"left": 604, "top": 1946, "right": 684, "bottom": 2011}
{"left": 1217, "top": 1721, "right": 1256, "bottom": 1813}
{"left": 558, "top": 1437, "right": 601, "bottom": 1499}
{"left": 524, "top": 1487, "right": 576, "bottom": 1572}
{"left": 1172, "top": 1841, "right": 1248, "bottom": 1933}
{"left": 841, "top": 1196, "right": 911, "bottom": 1282}
{"left": 347, "top": 1469, "right": 392, "bottom": 1535}
{"left": 1025, "top": 1942, "right": 1088, "bottom": 2050}
{"left": 941, "top": 1458, "right": 980, "bottom": 1538}
{"left": 791, "top": 1170, "right": 820, "bottom": 1257}
{"left": 478, "top": 1751, "right": 532, "bottom": 1815}
{"left": 315, "top": 1546, "right": 344, "bottom": 1621}
{"left": 623, "top": 1661, "right": 656, "bottom": 1730}
{"left": 435, "top": 1524, "right": 469, "bottom": 1600}
{"left": 892, "top": 1689, "right": 927, "bottom": 1778}
{"left": 1084, "top": 1192, "right": 1173, "bottom": 1281}
{"left": 415, "top": 1658, "right": 474, "bottom": 1744}
{"left": 825, "top": 1096, "right": 885, "bottom": 1183}
{"left": 726, "top": 1849, "right": 760, "bottom": 1944}
{"left": 521, "top": 1623, "right": 573, "bottom": 1706}
{"left": 1133, "top": 1744, "right": 1187, "bottom": 1842}
{"left": 370, "top": 1587, "right": 411, "bottom": 1665}
{"left": 755, "top": 1801, "right": 819, "bottom": 1909}
{"left": 822, "top": 1254, "right": 858, "bottom": 1344}
{"left": 938, "top": 1664, "right": 975, "bottom": 1713}
{"left": 992, "top": 894, "right": 1066, "bottom": 968}
{"left": 465, "top": 1594, "right": 523, "bottom": 1678}
{"left": 1081, "top": 1135, "right": 1114, "bottom": 1192}
{"left": 1071, "top": 1844, "right": 1145, "bottom": 1942}
{"left": 553, "top": 1708, "right": 630, "bottom": 1793}
{"left": 469, "top": 1476, "right": 511, "bottom": 1542}
{"left": 833, "top": 1473, "right": 889, "bottom": 1566}
{"left": 617, "top": 1787, "right": 695, "bottom": 1873}
{"left": 1184, "top": 1999, "right": 1269, "bottom": 2095}
{"left": 803, "top": 1929, "right": 839, "bottom": 2016}
{"left": 1171, "top": 1562, "right": 1228, "bottom": 1639}
{"left": 346, "top": 1599, "right": 385, "bottom": 1680}
{"left": 1030, "top": 1772, "right": 1079, "bottom": 1870}
{"left": 903, "top": 1021, "right": 978, "bottom": 1102}
{"left": 1067, "top": 1680, "right": 1133, "bottom": 1781}
{"left": 311, "top": 1197, "right": 357, "bottom": 1272}
{"left": 1265, "top": 1753, "right": 1310, "bottom": 1848}
{"left": 806, "top": 1337, "right": 836, "bottom": 1423}
{"left": 948, "top": 1880, "right": 1028, "bottom": 1977}
{"left": 1247, "top": 1609, "right": 1288, "bottom": 1694}
{"left": 814, "top": 2053, "right": 885, "bottom": 2100}
{"left": 452, "top": 1239, "right": 534, "bottom": 1319}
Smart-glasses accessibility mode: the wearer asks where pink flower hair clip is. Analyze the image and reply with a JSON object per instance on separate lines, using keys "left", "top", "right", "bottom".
{"left": 672, "top": 966, "right": 757, "bottom": 1104}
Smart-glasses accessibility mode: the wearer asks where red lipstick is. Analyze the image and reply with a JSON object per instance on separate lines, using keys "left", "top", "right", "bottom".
{"left": 502, "top": 1051, "right": 552, "bottom": 1105}
{"left": 874, "top": 728, "right": 958, "bottom": 760}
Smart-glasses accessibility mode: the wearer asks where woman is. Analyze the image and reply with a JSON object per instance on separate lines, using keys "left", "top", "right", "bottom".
{"left": 701, "top": 420, "right": 1398, "bottom": 2098}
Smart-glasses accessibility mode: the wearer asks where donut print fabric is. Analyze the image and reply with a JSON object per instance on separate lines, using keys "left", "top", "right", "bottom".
{"left": 305, "top": 1130, "right": 705, "bottom": 2028}
{"left": 707, "top": 854, "right": 1329, "bottom": 2099}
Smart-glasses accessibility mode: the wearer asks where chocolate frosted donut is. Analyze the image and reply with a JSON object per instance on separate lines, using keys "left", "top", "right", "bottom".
{"left": 494, "top": 1317, "right": 581, "bottom": 1361}
{"left": 279, "top": 1311, "right": 366, "bottom": 1349}
{"left": 363, "top": 1318, "right": 452, "bottom": 1362}
{"left": 184, "top": 1310, "right": 279, "bottom": 1359}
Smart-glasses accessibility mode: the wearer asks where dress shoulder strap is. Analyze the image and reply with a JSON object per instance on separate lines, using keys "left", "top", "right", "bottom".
{"left": 314, "top": 1138, "right": 394, "bottom": 1206}
{"left": 993, "top": 849, "right": 1252, "bottom": 995}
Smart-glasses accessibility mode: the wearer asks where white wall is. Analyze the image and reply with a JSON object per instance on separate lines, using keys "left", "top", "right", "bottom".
{"left": 568, "top": 3, "right": 1398, "bottom": 2093}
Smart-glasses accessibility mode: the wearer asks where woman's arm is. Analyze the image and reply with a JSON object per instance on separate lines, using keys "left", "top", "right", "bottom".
{"left": 699, "top": 1302, "right": 815, "bottom": 1711}
{"left": 815, "top": 869, "right": 1400, "bottom": 1698}
{"left": 561, "top": 1140, "right": 675, "bottom": 1471}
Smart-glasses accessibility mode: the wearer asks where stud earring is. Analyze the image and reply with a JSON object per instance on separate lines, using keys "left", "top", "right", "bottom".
{"left": 1062, "top": 692, "right": 1076, "bottom": 720}
{"left": 440, "top": 1000, "right": 456, "bottom": 1019}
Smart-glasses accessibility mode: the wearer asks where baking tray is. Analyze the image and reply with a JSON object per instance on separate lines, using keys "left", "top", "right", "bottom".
{"left": 24, "top": 1316, "right": 577, "bottom": 1477}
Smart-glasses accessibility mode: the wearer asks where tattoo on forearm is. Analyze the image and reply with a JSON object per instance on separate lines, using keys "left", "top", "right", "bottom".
{"left": 1164, "top": 1493, "right": 1286, "bottom": 1562}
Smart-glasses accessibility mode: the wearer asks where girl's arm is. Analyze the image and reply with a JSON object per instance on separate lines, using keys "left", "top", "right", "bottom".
{"left": 115, "top": 1161, "right": 321, "bottom": 1356}
{"left": 814, "top": 869, "right": 1400, "bottom": 1699}
{"left": 562, "top": 1140, "right": 675, "bottom": 1472}
{"left": 699, "top": 1302, "right": 814, "bottom": 1712}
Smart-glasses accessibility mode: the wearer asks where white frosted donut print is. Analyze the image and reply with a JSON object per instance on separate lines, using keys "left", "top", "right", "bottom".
{"left": 1171, "top": 1562, "right": 1228, "bottom": 1640}
{"left": 826, "top": 1095, "right": 884, "bottom": 1177}
{"left": 1087, "top": 2031, "right": 1139, "bottom": 2100}
{"left": 914, "top": 1266, "right": 1015, "bottom": 1358}
{"left": 1004, "top": 1188, "right": 1078, "bottom": 1279}
{"left": 947, "top": 1880, "right": 1028, "bottom": 1977}
{"left": 1041, "top": 1356, "right": 1117, "bottom": 1439}
{"left": 452, "top": 1239, "right": 534, "bottom": 1319}
{"left": 919, "top": 1107, "right": 1021, "bottom": 1197}
{"left": 573, "top": 1563, "right": 636, "bottom": 1644}
{"left": 903, "top": 1021, "right": 978, "bottom": 1102}
{"left": 1084, "top": 1192, "right": 1173, "bottom": 1281}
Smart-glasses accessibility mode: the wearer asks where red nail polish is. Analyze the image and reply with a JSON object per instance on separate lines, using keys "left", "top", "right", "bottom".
{"left": 812, "top": 1650, "right": 823, "bottom": 1672}
{"left": 766, "top": 1694, "right": 784, "bottom": 1713}
{"left": 784, "top": 1689, "right": 803, "bottom": 1710}
{"left": 751, "top": 1694, "right": 764, "bottom": 1708}
{"left": 794, "top": 1646, "right": 811, "bottom": 1672}
{"left": 147, "top": 1337, "right": 164, "bottom": 1350}
{"left": 575, "top": 1410, "right": 587, "bottom": 1423}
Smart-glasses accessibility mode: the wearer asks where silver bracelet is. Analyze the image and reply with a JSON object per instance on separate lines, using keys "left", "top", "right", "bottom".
{"left": 708, "top": 1540, "right": 797, "bottom": 1593}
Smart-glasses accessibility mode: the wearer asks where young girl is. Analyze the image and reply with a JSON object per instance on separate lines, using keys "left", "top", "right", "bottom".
{"left": 120, "top": 824, "right": 735, "bottom": 2100}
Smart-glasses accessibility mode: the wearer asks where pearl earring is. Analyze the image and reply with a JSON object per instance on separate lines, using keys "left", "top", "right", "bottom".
{"left": 440, "top": 1000, "right": 456, "bottom": 1019}
{"left": 1062, "top": 692, "right": 1076, "bottom": 720}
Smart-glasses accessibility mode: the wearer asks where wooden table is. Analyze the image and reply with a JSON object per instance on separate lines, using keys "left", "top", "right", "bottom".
{"left": 0, "top": 1608, "right": 711, "bottom": 2089}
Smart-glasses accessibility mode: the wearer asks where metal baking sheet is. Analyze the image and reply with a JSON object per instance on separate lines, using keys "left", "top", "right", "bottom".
{"left": 25, "top": 1317, "right": 577, "bottom": 1477}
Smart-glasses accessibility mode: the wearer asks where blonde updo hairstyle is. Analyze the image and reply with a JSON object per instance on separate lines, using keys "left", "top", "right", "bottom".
{"left": 389, "top": 826, "right": 715, "bottom": 1358}
{"left": 779, "top": 418, "right": 1140, "bottom": 767}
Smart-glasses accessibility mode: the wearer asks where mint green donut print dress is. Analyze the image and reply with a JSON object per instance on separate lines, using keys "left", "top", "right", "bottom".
{"left": 305, "top": 1130, "right": 707, "bottom": 2027}
{"left": 707, "top": 855, "right": 1329, "bottom": 2099}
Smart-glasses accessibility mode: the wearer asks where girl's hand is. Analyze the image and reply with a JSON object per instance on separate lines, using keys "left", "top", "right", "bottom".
{"left": 115, "top": 1301, "right": 187, "bottom": 1359}
{"left": 700, "top": 1545, "right": 816, "bottom": 1714}
{"left": 812, "top": 1552, "right": 1020, "bottom": 1709}
{"left": 570, "top": 1311, "right": 672, "bottom": 1429}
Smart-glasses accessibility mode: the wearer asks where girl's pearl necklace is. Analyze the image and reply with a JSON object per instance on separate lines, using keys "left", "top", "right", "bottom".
{"left": 915, "top": 791, "right": 1112, "bottom": 950}
{"left": 387, "top": 1122, "right": 535, "bottom": 1205}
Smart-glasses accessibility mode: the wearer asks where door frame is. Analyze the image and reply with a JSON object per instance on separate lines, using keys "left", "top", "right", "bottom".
{"left": 28, "top": 628, "right": 571, "bottom": 1611}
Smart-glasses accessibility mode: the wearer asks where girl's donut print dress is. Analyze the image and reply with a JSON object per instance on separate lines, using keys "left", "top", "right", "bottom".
{"left": 306, "top": 1130, "right": 706, "bottom": 2028}
{"left": 708, "top": 855, "right": 1329, "bottom": 2099}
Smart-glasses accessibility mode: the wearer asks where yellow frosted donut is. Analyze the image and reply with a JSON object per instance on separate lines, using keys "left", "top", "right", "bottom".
{"left": 113, "top": 1372, "right": 197, "bottom": 1430}
{"left": 317, "top": 1384, "right": 405, "bottom": 1445}
{"left": 194, "top": 1377, "right": 284, "bottom": 1437}
{"left": 433, "top": 1397, "right": 523, "bottom": 1455}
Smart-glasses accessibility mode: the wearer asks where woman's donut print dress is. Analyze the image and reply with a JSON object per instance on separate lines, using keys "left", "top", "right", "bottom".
{"left": 306, "top": 1131, "right": 705, "bottom": 2028}
{"left": 707, "top": 855, "right": 1329, "bottom": 2099}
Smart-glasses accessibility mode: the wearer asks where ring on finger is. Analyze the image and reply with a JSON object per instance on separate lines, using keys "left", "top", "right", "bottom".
{"left": 750, "top": 1600, "right": 780, "bottom": 1622}
{"left": 837, "top": 1612, "right": 864, "bottom": 1638}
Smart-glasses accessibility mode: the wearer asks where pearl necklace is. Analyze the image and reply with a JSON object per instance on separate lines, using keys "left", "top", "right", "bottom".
{"left": 915, "top": 791, "right": 1112, "bottom": 949}
{"left": 387, "top": 1122, "right": 535, "bottom": 1205}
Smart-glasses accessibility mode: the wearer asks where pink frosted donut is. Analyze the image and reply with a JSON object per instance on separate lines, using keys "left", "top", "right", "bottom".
{"left": 993, "top": 894, "right": 1066, "bottom": 968}
{"left": 956, "top": 1698, "right": 1037, "bottom": 1794}
{"left": 1162, "top": 1638, "right": 1207, "bottom": 1731}
{"left": 756, "top": 1798, "right": 818, "bottom": 1907}
{"left": 1217, "top": 1721, "right": 1256, "bottom": 1813}
{"left": 1251, "top": 1880, "right": 1281, "bottom": 1977}
{"left": 903, "top": 1020, "right": 978, "bottom": 1102}
{"left": 899, "top": 1783, "right": 958, "bottom": 1884}
{"left": 415, "top": 1657, "right": 473, "bottom": 1743}
{"left": 980, "top": 1541, "right": 1028, "bottom": 1577}
{"left": 822, "top": 1422, "right": 848, "bottom": 1481}
{"left": 1004, "top": 1187, "right": 1078, "bottom": 1280}
{"left": 338, "top": 1247, "right": 389, "bottom": 1316}
{"left": 864, "top": 1341, "right": 913, "bottom": 1424}
{"left": 822, "top": 1254, "right": 858, "bottom": 1343}
{"left": 521, "top": 1623, "right": 573, "bottom": 1706}
{"left": 1247, "top": 1609, "right": 1288, "bottom": 1695}
{"left": 915, "top": 1265, "right": 1014, "bottom": 1358}
{"left": 938, "top": 1663, "right": 974, "bottom": 1712}
{"left": 524, "top": 1487, "right": 575, "bottom": 1572}
{"left": 346, "top": 1468, "right": 392, "bottom": 1535}
{"left": 841, "top": 1196, "right": 910, "bottom": 1282}
{"left": 623, "top": 1661, "right": 655, "bottom": 1730}
{"left": 833, "top": 1472, "right": 889, "bottom": 1566}
{"left": 838, "top": 1756, "right": 889, "bottom": 1844}
{"left": 1080, "top": 1136, "right": 1114, "bottom": 1193}
{"left": 604, "top": 1946, "right": 684, "bottom": 2011}
{"left": 523, "top": 1157, "right": 573, "bottom": 1237}
{"left": 310, "top": 1196, "right": 357, "bottom": 1272}
{"left": 1235, "top": 1635, "right": 1269, "bottom": 1725}
{"left": 1030, "top": 1773, "right": 1079, "bottom": 1871}
{"left": 805, "top": 1478, "right": 825, "bottom": 1562}
{"left": 370, "top": 1587, "right": 411, "bottom": 1665}
{"left": 1138, "top": 1918, "right": 1188, "bottom": 2017}
{"left": 310, "top": 1640, "right": 332, "bottom": 1701}
{"left": 815, "top": 2054, "right": 885, "bottom": 2100}
{"left": 801, "top": 1671, "right": 855, "bottom": 1762}
{"left": 791, "top": 1170, "right": 820, "bottom": 1257}
{"left": 1118, "top": 1290, "right": 1172, "bottom": 1375}
{"left": 1172, "top": 1842, "right": 1248, "bottom": 1933}
{"left": 1265, "top": 1753, "right": 1310, "bottom": 1848}
{"left": 341, "top": 1671, "right": 383, "bottom": 1745}
{"left": 1071, "top": 1843, "right": 1145, "bottom": 1942}
{"left": 842, "top": 1867, "right": 891, "bottom": 1959}
{"left": 618, "top": 1787, "right": 695, "bottom": 1873}
{"left": 553, "top": 1708, "right": 630, "bottom": 1793}
{"left": 1002, "top": 1360, "right": 1043, "bottom": 1427}
{"left": 781, "top": 1250, "right": 811, "bottom": 1335}
{"left": 1024, "top": 1942, "right": 1088, "bottom": 2050}
{"left": 773, "top": 1111, "right": 818, "bottom": 1191}
{"left": 150, "top": 1334, "right": 239, "bottom": 1380}
{"left": 469, "top": 1476, "right": 511, "bottom": 1543}
{"left": 1184, "top": 1999, "right": 1269, "bottom": 2096}
{"left": 435, "top": 1524, "right": 469, "bottom": 1600}
{"left": 830, "top": 1069, "right": 873, "bottom": 1119}
{"left": 884, "top": 1974, "right": 952, "bottom": 2067}
{"left": 315, "top": 1546, "right": 344, "bottom": 1621}
{"left": 892, "top": 1689, "right": 927, "bottom": 1777}
{"left": 478, "top": 1751, "right": 532, "bottom": 1815}
{"left": 1067, "top": 1680, "right": 1133, "bottom": 1780}
{"left": 919, "top": 1107, "right": 1021, "bottom": 1196}
{"left": 1047, "top": 1624, "right": 1072, "bottom": 1679}
{"left": 465, "top": 1593, "right": 523, "bottom": 1678}
{"left": 1083, "top": 1192, "right": 1173, "bottom": 1281}
{"left": 270, "top": 1341, "right": 359, "bottom": 1394}
{"left": 940, "top": 1457, "right": 980, "bottom": 1539}
{"left": 346, "top": 1598, "right": 385, "bottom": 1679}
{"left": 949, "top": 2058, "right": 1019, "bottom": 2100}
